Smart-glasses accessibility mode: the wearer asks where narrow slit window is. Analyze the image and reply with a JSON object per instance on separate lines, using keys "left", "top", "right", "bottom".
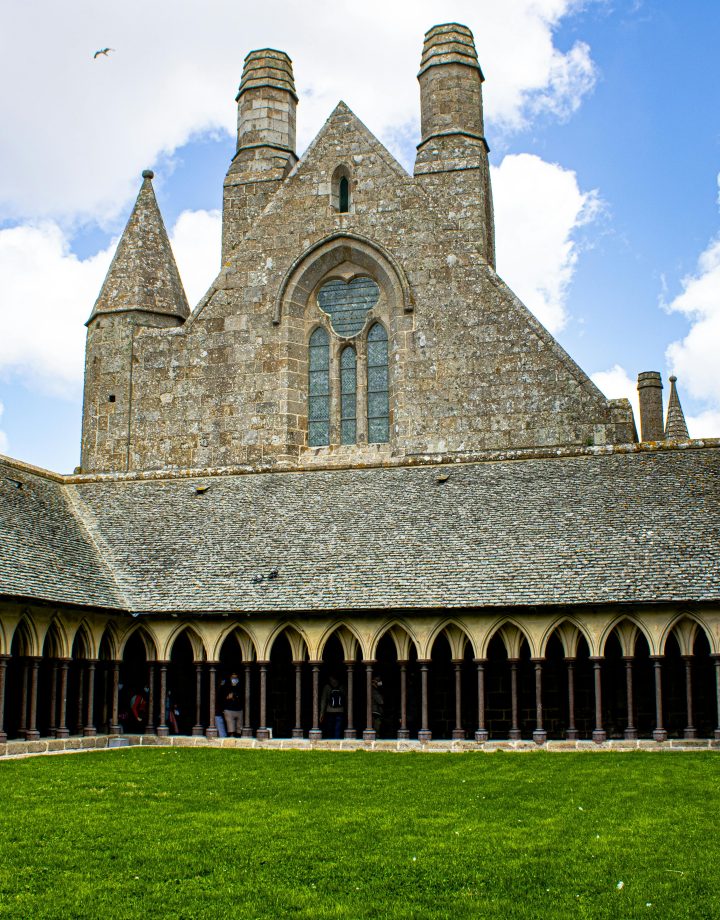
{"left": 308, "top": 327, "right": 330, "bottom": 446}
{"left": 367, "top": 323, "right": 389, "bottom": 444}
{"left": 339, "top": 176, "right": 349, "bottom": 213}
{"left": 340, "top": 347, "right": 357, "bottom": 445}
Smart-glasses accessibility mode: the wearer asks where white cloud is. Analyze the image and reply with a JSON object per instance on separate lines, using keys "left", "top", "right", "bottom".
{"left": 0, "top": 1, "right": 596, "bottom": 223}
{"left": 0, "top": 401, "right": 8, "bottom": 455}
{"left": 170, "top": 209, "right": 222, "bottom": 307}
{"left": 685, "top": 409, "right": 720, "bottom": 440}
{"left": 0, "top": 211, "right": 220, "bottom": 398}
{"left": 590, "top": 364, "right": 640, "bottom": 423}
{"left": 492, "top": 153, "right": 601, "bottom": 332}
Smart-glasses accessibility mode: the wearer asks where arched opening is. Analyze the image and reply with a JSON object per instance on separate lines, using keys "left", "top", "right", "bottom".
{"left": 632, "top": 632, "right": 654, "bottom": 736}
{"left": 693, "top": 629, "right": 715, "bottom": 737}
{"left": 169, "top": 631, "right": 196, "bottom": 735}
{"left": 218, "top": 629, "right": 251, "bottom": 737}
{"left": 486, "top": 633, "right": 509, "bottom": 739}
{"left": 664, "top": 631, "right": 685, "bottom": 737}
{"left": 121, "top": 631, "right": 149, "bottom": 733}
{"left": 319, "top": 632, "right": 347, "bottom": 739}
{"left": 339, "top": 176, "right": 350, "bottom": 213}
{"left": 331, "top": 165, "right": 351, "bottom": 213}
{"left": 267, "top": 632, "right": 300, "bottom": 739}
{"left": 543, "top": 633, "right": 566, "bottom": 739}
{"left": 5, "top": 621, "right": 34, "bottom": 739}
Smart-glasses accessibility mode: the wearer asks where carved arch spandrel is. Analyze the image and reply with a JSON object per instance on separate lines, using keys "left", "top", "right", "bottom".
{"left": 660, "top": 613, "right": 714, "bottom": 656}
{"left": 316, "top": 623, "right": 363, "bottom": 661}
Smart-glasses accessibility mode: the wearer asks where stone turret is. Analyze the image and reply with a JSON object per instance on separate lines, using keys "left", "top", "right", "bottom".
{"left": 81, "top": 171, "right": 189, "bottom": 473}
{"left": 637, "top": 371, "right": 664, "bottom": 441}
{"left": 665, "top": 376, "right": 690, "bottom": 439}
{"left": 414, "top": 23, "right": 495, "bottom": 266}
{"left": 222, "top": 49, "right": 298, "bottom": 261}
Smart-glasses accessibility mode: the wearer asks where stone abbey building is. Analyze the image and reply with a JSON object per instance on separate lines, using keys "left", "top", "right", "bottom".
{"left": 1, "top": 24, "right": 719, "bottom": 750}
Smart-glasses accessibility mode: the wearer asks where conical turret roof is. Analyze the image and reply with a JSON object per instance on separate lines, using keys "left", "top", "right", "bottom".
{"left": 88, "top": 171, "right": 190, "bottom": 323}
{"left": 665, "top": 375, "right": 690, "bottom": 439}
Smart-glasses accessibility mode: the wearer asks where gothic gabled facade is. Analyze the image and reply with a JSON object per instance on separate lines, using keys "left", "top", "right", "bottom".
{"left": 1, "top": 24, "right": 718, "bottom": 754}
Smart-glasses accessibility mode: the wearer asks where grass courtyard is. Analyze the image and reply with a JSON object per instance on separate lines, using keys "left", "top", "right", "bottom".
{"left": 0, "top": 749, "right": 718, "bottom": 919}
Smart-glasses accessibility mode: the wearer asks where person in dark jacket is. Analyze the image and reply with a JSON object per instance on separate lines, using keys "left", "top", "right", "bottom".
{"left": 222, "top": 672, "right": 243, "bottom": 737}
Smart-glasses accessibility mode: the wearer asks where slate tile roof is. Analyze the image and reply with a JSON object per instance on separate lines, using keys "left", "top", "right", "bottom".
{"left": 2, "top": 446, "right": 718, "bottom": 615}
{"left": 0, "top": 462, "right": 125, "bottom": 610}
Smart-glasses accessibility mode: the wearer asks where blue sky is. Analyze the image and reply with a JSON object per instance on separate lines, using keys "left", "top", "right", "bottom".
{"left": 1, "top": 0, "right": 719, "bottom": 472}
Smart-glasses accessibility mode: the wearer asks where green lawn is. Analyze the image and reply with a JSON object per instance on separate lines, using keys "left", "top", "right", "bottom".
{"left": 0, "top": 749, "right": 718, "bottom": 919}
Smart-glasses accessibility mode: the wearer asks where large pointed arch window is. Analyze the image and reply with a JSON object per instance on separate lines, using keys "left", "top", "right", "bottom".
{"left": 367, "top": 323, "right": 389, "bottom": 443}
{"left": 308, "top": 327, "right": 330, "bottom": 446}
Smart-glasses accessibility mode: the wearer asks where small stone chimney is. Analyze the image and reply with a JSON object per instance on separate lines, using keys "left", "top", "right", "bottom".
{"left": 637, "top": 371, "right": 664, "bottom": 441}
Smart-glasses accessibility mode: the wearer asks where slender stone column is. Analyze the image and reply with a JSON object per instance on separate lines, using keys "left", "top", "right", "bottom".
{"left": 292, "top": 661, "right": 304, "bottom": 739}
{"left": 26, "top": 657, "right": 41, "bottom": 740}
{"left": 565, "top": 658, "right": 578, "bottom": 741}
{"left": 508, "top": 659, "right": 521, "bottom": 740}
{"left": 241, "top": 663, "right": 253, "bottom": 738}
{"left": 398, "top": 660, "right": 409, "bottom": 740}
{"left": 145, "top": 664, "right": 156, "bottom": 735}
{"left": 651, "top": 656, "right": 667, "bottom": 742}
{"left": 56, "top": 659, "right": 69, "bottom": 738}
{"left": 532, "top": 659, "right": 547, "bottom": 744}
{"left": 75, "top": 660, "right": 84, "bottom": 735}
{"left": 49, "top": 661, "right": 58, "bottom": 736}
{"left": 452, "top": 660, "right": 465, "bottom": 740}
{"left": 623, "top": 656, "right": 637, "bottom": 740}
{"left": 256, "top": 663, "right": 270, "bottom": 740}
{"left": 110, "top": 661, "right": 121, "bottom": 735}
{"left": 712, "top": 655, "right": 720, "bottom": 742}
{"left": 19, "top": 660, "right": 29, "bottom": 735}
{"left": 0, "top": 656, "right": 8, "bottom": 742}
{"left": 83, "top": 660, "right": 97, "bottom": 737}
{"left": 591, "top": 658, "right": 606, "bottom": 743}
{"left": 682, "top": 655, "right": 696, "bottom": 739}
{"left": 362, "top": 660, "right": 375, "bottom": 742}
{"left": 418, "top": 660, "right": 432, "bottom": 742}
{"left": 309, "top": 662, "right": 322, "bottom": 740}
{"left": 192, "top": 662, "right": 204, "bottom": 736}
{"left": 206, "top": 663, "right": 219, "bottom": 739}
{"left": 344, "top": 660, "right": 356, "bottom": 740}
{"left": 157, "top": 662, "right": 169, "bottom": 737}
{"left": 474, "top": 658, "right": 488, "bottom": 742}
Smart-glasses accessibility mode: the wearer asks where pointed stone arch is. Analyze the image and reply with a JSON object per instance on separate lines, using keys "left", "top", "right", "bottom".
{"left": 265, "top": 624, "right": 309, "bottom": 663}
{"left": 424, "top": 619, "right": 476, "bottom": 660}
{"left": 43, "top": 617, "right": 71, "bottom": 659}
{"left": 71, "top": 621, "right": 96, "bottom": 660}
{"left": 11, "top": 614, "right": 39, "bottom": 657}
{"left": 118, "top": 622, "right": 158, "bottom": 661}
{"left": 539, "top": 617, "right": 593, "bottom": 658}
{"left": 317, "top": 623, "right": 362, "bottom": 661}
{"left": 163, "top": 623, "right": 209, "bottom": 662}
{"left": 599, "top": 615, "right": 655, "bottom": 657}
{"left": 481, "top": 618, "right": 534, "bottom": 659}
{"left": 212, "top": 623, "right": 258, "bottom": 662}
{"left": 660, "top": 613, "right": 713, "bottom": 656}
{"left": 98, "top": 621, "right": 121, "bottom": 661}
{"left": 369, "top": 619, "right": 420, "bottom": 660}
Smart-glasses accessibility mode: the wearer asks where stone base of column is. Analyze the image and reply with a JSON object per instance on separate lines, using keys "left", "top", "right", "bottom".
{"left": 309, "top": 729, "right": 322, "bottom": 740}
{"left": 192, "top": 725, "right": 204, "bottom": 737}
{"left": 683, "top": 727, "right": 697, "bottom": 739}
{"left": 0, "top": 732, "right": 6, "bottom": 743}
{"left": 508, "top": 729, "right": 521, "bottom": 741}
{"left": 565, "top": 729, "right": 579, "bottom": 741}
{"left": 451, "top": 729, "right": 465, "bottom": 740}
{"left": 157, "top": 726, "right": 169, "bottom": 738}
{"left": 292, "top": 729, "right": 304, "bottom": 739}
{"left": 624, "top": 728, "right": 638, "bottom": 740}
{"left": 715, "top": 728, "right": 720, "bottom": 741}
{"left": 241, "top": 727, "right": 253, "bottom": 738}
{"left": 109, "top": 725, "right": 121, "bottom": 736}
{"left": 397, "top": 729, "right": 410, "bottom": 740}
{"left": 145, "top": 727, "right": 156, "bottom": 736}
{"left": 344, "top": 728, "right": 358, "bottom": 740}
{"left": 205, "top": 727, "right": 219, "bottom": 739}
{"left": 363, "top": 729, "right": 376, "bottom": 742}
{"left": 25, "top": 730, "right": 40, "bottom": 741}
{"left": 592, "top": 729, "right": 607, "bottom": 743}
{"left": 256, "top": 728, "right": 271, "bottom": 741}
{"left": 474, "top": 729, "right": 489, "bottom": 742}
{"left": 532, "top": 729, "right": 547, "bottom": 745}
{"left": 83, "top": 727, "right": 97, "bottom": 738}
{"left": 652, "top": 728, "right": 668, "bottom": 742}
{"left": 54, "top": 728, "right": 70, "bottom": 739}
{"left": 417, "top": 730, "right": 432, "bottom": 743}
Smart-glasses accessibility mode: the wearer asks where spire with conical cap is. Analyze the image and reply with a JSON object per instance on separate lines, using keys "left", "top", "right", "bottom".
{"left": 664, "top": 375, "right": 690, "bottom": 439}
{"left": 88, "top": 170, "right": 189, "bottom": 324}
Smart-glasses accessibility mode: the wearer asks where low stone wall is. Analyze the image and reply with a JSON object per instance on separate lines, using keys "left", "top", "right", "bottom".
{"left": 1, "top": 734, "right": 719, "bottom": 759}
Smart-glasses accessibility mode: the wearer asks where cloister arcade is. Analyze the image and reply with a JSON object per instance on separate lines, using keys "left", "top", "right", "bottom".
{"left": 1, "top": 607, "right": 719, "bottom": 744}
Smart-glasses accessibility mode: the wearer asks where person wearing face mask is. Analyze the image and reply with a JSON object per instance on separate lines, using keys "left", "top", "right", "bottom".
{"left": 223, "top": 672, "right": 244, "bottom": 737}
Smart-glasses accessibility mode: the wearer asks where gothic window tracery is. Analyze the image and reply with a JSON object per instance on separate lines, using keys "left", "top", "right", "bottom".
{"left": 308, "top": 327, "right": 330, "bottom": 447}
{"left": 367, "top": 324, "right": 389, "bottom": 444}
{"left": 340, "top": 347, "right": 357, "bottom": 445}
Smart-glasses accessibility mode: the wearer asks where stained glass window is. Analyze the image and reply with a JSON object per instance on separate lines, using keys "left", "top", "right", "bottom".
{"left": 308, "top": 327, "right": 330, "bottom": 446}
{"left": 317, "top": 276, "right": 379, "bottom": 337}
{"left": 367, "top": 323, "right": 389, "bottom": 443}
{"left": 340, "top": 347, "right": 357, "bottom": 445}
{"left": 339, "top": 176, "right": 349, "bottom": 213}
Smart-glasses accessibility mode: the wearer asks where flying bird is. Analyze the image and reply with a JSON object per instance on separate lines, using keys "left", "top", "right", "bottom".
{"left": 93, "top": 48, "right": 115, "bottom": 59}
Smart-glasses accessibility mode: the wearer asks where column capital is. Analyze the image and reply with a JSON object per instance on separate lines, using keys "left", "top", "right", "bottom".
{"left": 530, "top": 657, "right": 545, "bottom": 664}
{"left": 649, "top": 655, "right": 665, "bottom": 663}
{"left": 362, "top": 659, "right": 377, "bottom": 666}
{"left": 564, "top": 656, "right": 577, "bottom": 663}
{"left": 472, "top": 657, "right": 488, "bottom": 665}
{"left": 589, "top": 656, "right": 605, "bottom": 662}
{"left": 309, "top": 660, "right": 323, "bottom": 667}
{"left": 418, "top": 658, "right": 431, "bottom": 666}
{"left": 292, "top": 659, "right": 306, "bottom": 667}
